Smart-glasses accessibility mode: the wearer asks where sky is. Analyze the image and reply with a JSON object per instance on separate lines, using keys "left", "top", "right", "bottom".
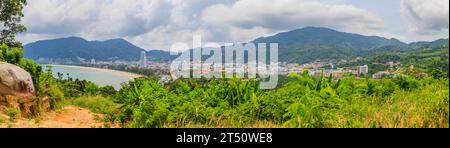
{"left": 17, "top": 0, "right": 449, "bottom": 50}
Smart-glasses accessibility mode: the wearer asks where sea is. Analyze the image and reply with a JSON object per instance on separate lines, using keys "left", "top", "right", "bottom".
{"left": 42, "top": 65, "right": 141, "bottom": 90}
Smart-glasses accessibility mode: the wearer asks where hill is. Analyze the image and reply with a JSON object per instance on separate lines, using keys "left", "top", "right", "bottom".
{"left": 24, "top": 37, "right": 147, "bottom": 62}
{"left": 24, "top": 27, "right": 447, "bottom": 65}
{"left": 253, "top": 27, "right": 407, "bottom": 63}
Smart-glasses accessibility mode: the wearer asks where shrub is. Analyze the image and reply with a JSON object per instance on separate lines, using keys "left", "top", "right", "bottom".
{"left": 0, "top": 116, "right": 4, "bottom": 124}
{"left": 4, "top": 108, "right": 20, "bottom": 120}
{"left": 69, "top": 96, "right": 121, "bottom": 122}
{"left": 112, "top": 74, "right": 449, "bottom": 128}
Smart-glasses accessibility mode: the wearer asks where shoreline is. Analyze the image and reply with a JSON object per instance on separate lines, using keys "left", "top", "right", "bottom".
{"left": 49, "top": 64, "right": 144, "bottom": 79}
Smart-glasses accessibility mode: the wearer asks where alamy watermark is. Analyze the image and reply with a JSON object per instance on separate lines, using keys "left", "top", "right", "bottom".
{"left": 169, "top": 35, "right": 279, "bottom": 89}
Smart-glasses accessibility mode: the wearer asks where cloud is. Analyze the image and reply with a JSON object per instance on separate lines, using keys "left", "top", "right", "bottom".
{"left": 18, "top": 0, "right": 446, "bottom": 50}
{"left": 401, "top": 0, "right": 449, "bottom": 36}
{"left": 22, "top": 0, "right": 172, "bottom": 38}
{"left": 202, "top": 0, "right": 388, "bottom": 38}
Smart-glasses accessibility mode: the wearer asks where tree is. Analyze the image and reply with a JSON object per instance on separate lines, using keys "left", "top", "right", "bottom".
{"left": 0, "top": 0, "right": 27, "bottom": 47}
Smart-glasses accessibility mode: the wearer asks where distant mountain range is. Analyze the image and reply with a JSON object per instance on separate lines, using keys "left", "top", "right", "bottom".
{"left": 24, "top": 37, "right": 175, "bottom": 62}
{"left": 24, "top": 37, "right": 143, "bottom": 61}
{"left": 253, "top": 27, "right": 409, "bottom": 63}
{"left": 23, "top": 27, "right": 448, "bottom": 64}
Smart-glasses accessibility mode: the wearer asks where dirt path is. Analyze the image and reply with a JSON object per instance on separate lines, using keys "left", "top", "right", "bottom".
{"left": 0, "top": 106, "right": 106, "bottom": 128}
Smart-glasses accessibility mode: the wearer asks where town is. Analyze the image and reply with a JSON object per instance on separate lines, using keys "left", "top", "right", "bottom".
{"left": 38, "top": 50, "right": 406, "bottom": 81}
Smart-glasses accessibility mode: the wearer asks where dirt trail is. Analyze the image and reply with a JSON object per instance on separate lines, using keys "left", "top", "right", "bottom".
{"left": 0, "top": 106, "right": 106, "bottom": 128}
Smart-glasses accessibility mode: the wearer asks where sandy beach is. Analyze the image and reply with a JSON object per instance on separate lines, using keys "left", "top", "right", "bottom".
{"left": 50, "top": 65, "right": 143, "bottom": 79}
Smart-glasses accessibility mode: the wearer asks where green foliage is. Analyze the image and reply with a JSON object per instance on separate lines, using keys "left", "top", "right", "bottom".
{"left": 254, "top": 27, "right": 406, "bottom": 64}
{"left": 56, "top": 75, "right": 117, "bottom": 98}
{"left": 115, "top": 77, "right": 174, "bottom": 128}
{"left": 1, "top": 44, "right": 65, "bottom": 114}
{"left": 111, "top": 71, "right": 448, "bottom": 128}
{"left": 69, "top": 96, "right": 122, "bottom": 123}
{"left": 374, "top": 45, "right": 449, "bottom": 73}
{"left": 84, "top": 83, "right": 99, "bottom": 96}
{"left": 98, "top": 85, "right": 117, "bottom": 96}
{"left": 0, "top": 0, "right": 27, "bottom": 47}
{"left": 430, "top": 69, "right": 448, "bottom": 79}
{"left": 4, "top": 107, "right": 19, "bottom": 120}
{"left": 18, "top": 58, "right": 42, "bottom": 92}
{"left": 39, "top": 65, "right": 64, "bottom": 109}
{"left": 0, "top": 43, "right": 22, "bottom": 64}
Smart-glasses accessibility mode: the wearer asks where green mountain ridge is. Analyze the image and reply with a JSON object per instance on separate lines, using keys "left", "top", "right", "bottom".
{"left": 253, "top": 27, "right": 408, "bottom": 63}
{"left": 23, "top": 27, "right": 448, "bottom": 64}
{"left": 24, "top": 37, "right": 144, "bottom": 61}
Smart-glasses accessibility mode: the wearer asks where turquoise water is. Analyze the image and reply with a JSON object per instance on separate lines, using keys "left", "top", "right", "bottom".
{"left": 44, "top": 65, "right": 138, "bottom": 90}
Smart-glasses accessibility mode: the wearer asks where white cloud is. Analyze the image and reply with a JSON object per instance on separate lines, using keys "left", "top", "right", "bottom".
{"left": 17, "top": 0, "right": 447, "bottom": 50}
{"left": 401, "top": 0, "right": 449, "bottom": 41}
{"left": 22, "top": 0, "right": 172, "bottom": 40}
{"left": 202, "top": 0, "right": 389, "bottom": 38}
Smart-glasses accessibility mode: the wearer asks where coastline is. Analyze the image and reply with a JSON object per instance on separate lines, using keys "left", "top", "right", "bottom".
{"left": 50, "top": 64, "right": 144, "bottom": 79}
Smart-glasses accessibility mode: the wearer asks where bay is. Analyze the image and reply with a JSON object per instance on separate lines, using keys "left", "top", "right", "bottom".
{"left": 43, "top": 65, "right": 142, "bottom": 90}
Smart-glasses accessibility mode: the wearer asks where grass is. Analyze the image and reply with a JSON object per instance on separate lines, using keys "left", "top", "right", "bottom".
{"left": 67, "top": 96, "right": 122, "bottom": 123}
{"left": 163, "top": 120, "right": 281, "bottom": 128}
{"left": 111, "top": 76, "right": 449, "bottom": 128}
{"left": 309, "top": 81, "right": 449, "bottom": 128}
{"left": 0, "top": 116, "right": 4, "bottom": 124}
{"left": 61, "top": 76, "right": 449, "bottom": 128}
{"left": 4, "top": 108, "right": 19, "bottom": 121}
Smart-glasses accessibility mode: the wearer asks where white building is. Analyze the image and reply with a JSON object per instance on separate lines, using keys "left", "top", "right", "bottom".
{"left": 139, "top": 51, "right": 147, "bottom": 68}
{"left": 358, "top": 65, "right": 369, "bottom": 75}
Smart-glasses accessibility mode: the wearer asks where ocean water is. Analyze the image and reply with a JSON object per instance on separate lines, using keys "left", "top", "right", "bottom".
{"left": 43, "top": 65, "right": 139, "bottom": 90}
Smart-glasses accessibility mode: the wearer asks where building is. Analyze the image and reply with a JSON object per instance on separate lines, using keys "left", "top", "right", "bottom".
{"left": 139, "top": 51, "right": 147, "bottom": 68}
{"left": 90, "top": 58, "right": 96, "bottom": 64}
{"left": 358, "top": 65, "right": 369, "bottom": 75}
{"left": 373, "top": 71, "right": 391, "bottom": 79}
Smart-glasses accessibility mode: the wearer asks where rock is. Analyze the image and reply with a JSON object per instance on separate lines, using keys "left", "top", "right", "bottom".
{"left": 0, "top": 62, "right": 38, "bottom": 117}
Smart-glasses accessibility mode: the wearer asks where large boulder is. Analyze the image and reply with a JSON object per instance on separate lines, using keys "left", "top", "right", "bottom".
{"left": 0, "top": 62, "right": 38, "bottom": 117}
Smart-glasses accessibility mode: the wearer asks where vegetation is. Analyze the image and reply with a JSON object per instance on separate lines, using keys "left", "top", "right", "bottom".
{"left": 24, "top": 37, "right": 145, "bottom": 61}
{"left": 0, "top": 0, "right": 27, "bottom": 47}
{"left": 75, "top": 63, "right": 168, "bottom": 76}
{"left": 2, "top": 27, "right": 448, "bottom": 128}
{"left": 1, "top": 43, "right": 65, "bottom": 115}
{"left": 340, "top": 40, "right": 448, "bottom": 73}
{"left": 254, "top": 27, "right": 406, "bottom": 64}
{"left": 1, "top": 0, "right": 448, "bottom": 128}
{"left": 100, "top": 70, "right": 448, "bottom": 128}
{"left": 4, "top": 107, "right": 19, "bottom": 120}
{"left": 373, "top": 44, "right": 449, "bottom": 74}
{"left": 68, "top": 96, "right": 121, "bottom": 123}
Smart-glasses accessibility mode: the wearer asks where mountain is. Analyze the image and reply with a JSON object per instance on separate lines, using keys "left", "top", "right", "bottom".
{"left": 253, "top": 27, "right": 407, "bottom": 63}
{"left": 146, "top": 50, "right": 179, "bottom": 61}
{"left": 24, "top": 37, "right": 150, "bottom": 62}
{"left": 372, "top": 38, "right": 449, "bottom": 73}
{"left": 408, "top": 38, "right": 449, "bottom": 49}
{"left": 24, "top": 27, "right": 445, "bottom": 65}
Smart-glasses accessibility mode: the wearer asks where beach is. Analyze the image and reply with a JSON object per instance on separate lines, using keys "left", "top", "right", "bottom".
{"left": 51, "top": 65, "right": 143, "bottom": 79}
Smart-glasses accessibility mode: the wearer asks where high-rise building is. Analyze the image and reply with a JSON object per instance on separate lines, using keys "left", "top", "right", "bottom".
{"left": 358, "top": 65, "right": 369, "bottom": 75}
{"left": 139, "top": 51, "right": 147, "bottom": 68}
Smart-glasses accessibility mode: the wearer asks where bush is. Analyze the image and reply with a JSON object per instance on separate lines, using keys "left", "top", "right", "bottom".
{"left": 1, "top": 44, "right": 63, "bottom": 113}
{"left": 69, "top": 96, "right": 121, "bottom": 122}
{"left": 4, "top": 108, "right": 19, "bottom": 120}
{"left": 39, "top": 65, "right": 65, "bottom": 109}
{"left": 0, "top": 44, "right": 23, "bottom": 64}
{"left": 112, "top": 74, "right": 449, "bottom": 128}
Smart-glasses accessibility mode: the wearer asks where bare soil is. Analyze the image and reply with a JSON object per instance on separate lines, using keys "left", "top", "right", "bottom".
{"left": 0, "top": 106, "right": 106, "bottom": 128}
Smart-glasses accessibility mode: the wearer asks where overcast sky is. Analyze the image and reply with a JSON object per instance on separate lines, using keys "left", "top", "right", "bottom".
{"left": 18, "top": 0, "right": 449, "bottom": 50}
